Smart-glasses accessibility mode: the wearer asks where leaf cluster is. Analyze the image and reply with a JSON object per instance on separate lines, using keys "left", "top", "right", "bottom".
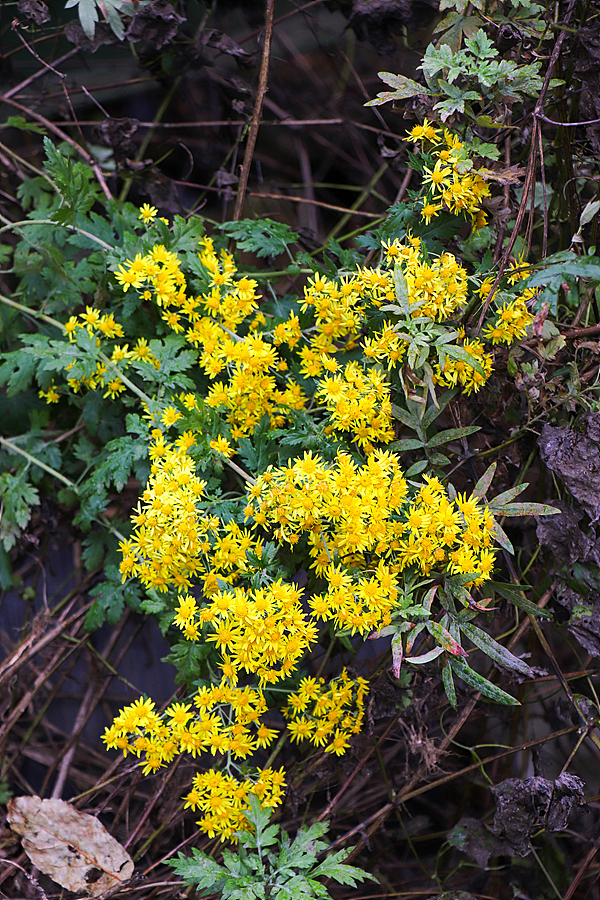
{"left": 169, "top": 795, "right": 376, "bottom": 900}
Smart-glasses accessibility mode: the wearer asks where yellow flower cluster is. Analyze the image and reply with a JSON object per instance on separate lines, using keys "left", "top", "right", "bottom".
{"left": 406, "top": 121, "right": 490, "bottom": 228}
{"left": 184, "top": 768, "right": 285, "bottom": 842}
{"left": 316, "top": 362, "right": 395, "bottom": 451}
{"left": 246, "top": 453, "right": 497, "bottom": 598}
{"left": 119, "top": 435, "right": 217, "bottom": 591}
{"left": 435, "top": 338, "right": 493, "bottom": 395}
{"left": 362, "top": 322, "right": 407, "bottom": 369}
{"left": 186, "top": 580, "right": 318, "bottom": 686}
{"left": 481, "top": 279, "right": 536, "bottom": 345}
{"left": 103, "top": 684, "right": 284, "bottom": 841}
{"left": 283, "top": 669, "right": 368, "bottom": 756}
{"left": 393, "top": 236, "right": 469, "bottom": 321}
{"left": 396, "top": 476, "right": 496, "bottom": 586}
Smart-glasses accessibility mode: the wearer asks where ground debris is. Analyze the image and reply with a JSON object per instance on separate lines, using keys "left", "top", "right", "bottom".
{"left": 7, "top": 796, "right": 134, "bottom": 897}
{"left": 491, "top": 773, "right": 585, "bottom": 857}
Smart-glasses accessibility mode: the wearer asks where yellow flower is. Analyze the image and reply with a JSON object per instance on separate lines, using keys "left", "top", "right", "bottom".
{"left": 139, "top": 203, "right": 158, "bottom": 224}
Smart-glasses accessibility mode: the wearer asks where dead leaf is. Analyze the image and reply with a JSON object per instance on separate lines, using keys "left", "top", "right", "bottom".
{"left": 538, "top": 415, "right": 600, "bottom": 519}
{"left": 448, "top": 817, "right": 508, "bottom": 867}
{"left": 491, "top": 773, "right": 585, "bottom": 856}
{"left": 7, "top": 796, "right": 134, "bottom": 897}
{"left": 477, "top": 165, "right": 526, "bottom": 185}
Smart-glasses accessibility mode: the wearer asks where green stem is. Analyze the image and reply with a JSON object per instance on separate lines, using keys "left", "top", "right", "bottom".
{"left": 0, "top": 293, "right": 153, "bottom": 407}
{"left": 0, "top": 216, "right": 113, "bottom": 251}
{"left": 0, "top": 291, "right": 65, "bottom": 330}
{"left": 0, "top": 436, "right": 75, "bottom": 488}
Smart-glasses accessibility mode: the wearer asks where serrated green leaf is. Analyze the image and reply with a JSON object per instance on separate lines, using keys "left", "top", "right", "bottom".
{"left": 448, "top": 656, "right": 520, "bottom": 704}
{"left": 218, "top": 219, "right": 298, "bottom": 258}
{"left": 5, "top": 116, "right": 46, "bottom": 135}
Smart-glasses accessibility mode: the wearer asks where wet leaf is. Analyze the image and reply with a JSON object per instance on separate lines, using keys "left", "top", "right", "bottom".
{"left": 406, "top": 645, "right": 445, "bottom": 664}
{"left": 490, "top": 582, "right": 553, "bottom": 619}
{"left": 538, "top": 416, "right": 600, "bottom": 519}
{"left": 7, "top": 796, "right": 134, "bottom": 897}
{"left": 448, "top": 817, "right": 508, "bottom": 867}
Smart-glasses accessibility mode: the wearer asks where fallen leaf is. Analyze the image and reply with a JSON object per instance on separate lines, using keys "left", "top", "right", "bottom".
{"left": 7, "top": 796, "right": 134, "bottom": 897}
{"left": 491, "top": 773, "right": 585, "bottom": 856}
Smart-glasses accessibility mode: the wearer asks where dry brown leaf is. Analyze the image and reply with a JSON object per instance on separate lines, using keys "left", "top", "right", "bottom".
{"left": 7, "top": 796, "right": 134, "bottom": 897}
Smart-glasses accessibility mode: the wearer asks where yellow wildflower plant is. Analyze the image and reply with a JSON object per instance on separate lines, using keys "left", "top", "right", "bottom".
{"left": 283, "top": 669, "right": 369, "bottom": 756}
{"left": 406, "top": 126, "right": 491, "bottom": 227}
{"left": 103, "top": 681, "right": 285, "bottom": 841}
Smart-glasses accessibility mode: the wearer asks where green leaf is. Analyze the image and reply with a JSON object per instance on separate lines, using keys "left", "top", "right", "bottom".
{"left": 365, "top": 73, "right": 429, "bottom": 106}
{"left": 388, "top": 438, "right": 426, "bottom": 452}
{"left": 405, "top": 459, "right": 429, "bottom": 478}
{"left": 487, "top": 483, "right": 528, "bottom": 506}
{"left": 421, "top": 388, "right": 458, "bottom": 429}
{"left": 492, "top": 520, "right": 514, "bottom": 554}
{"left": 391, "top": 631, "right": 403, "bottom": 677}
{"left": 218, "top": 219, "right": 299, "bottom": 258}
{"left": 426, "top": 619, "right": 468, "bottom": 656}
{"left": 426, "top": 425, "right": 479, "bottom": 447}
{"left": 4, "top": 116, "right": 46, "bottom": 135}
{"left": 442, "top": 661, "right": 457, "bottom": 708}
{"left": 448, "top": 656, "right": 520, "bottom": 705}
{"left": 490, "top": 582, "right": 553, "bottom": 619}
{"left": 169, "top": 849, "right": 227, "bottom": 890}
{"left": 444, "top": 344, "right": 485, "bottom": 377}
{"left": 489, "top": 501, "right": 560, "bottom": 517}
{"left": 472, "top": 462, "right": 496, "bottom": 499}
{"left": 458, "top": 621, "right": 534, "bottom": 675}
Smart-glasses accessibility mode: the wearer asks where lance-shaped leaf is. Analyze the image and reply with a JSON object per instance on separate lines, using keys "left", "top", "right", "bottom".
{"left": 394, "top": 265, "right": 411, "bottom": 315}
{"left": 490, "top": 582, "right": 553, "bottom": 619}
{"left": 427, "top": 425, "right": 480, "bottom": 448}
{"left": 391, "top": 631, "right": 404, "bottom": 678}
{"left": 443, "top": 661, "right": 457, "bottom": 708}
{"left": 492, "top": 520, "right": 514, "bottom": 553}
{"left": 391, "top": 403, "right": 420, "bottom": 429}
{"left": 448, "top": 657, "right": 520, "bottom": 705}
{"left": 443, "top": 344, "right": 485, "bottom": 377}
{"left": 426, "top": 620, "right": 468, "bottom": 656}
{"left": 406, "top": 646, "right": 445, "bottom": 664}
{"left": 473, "top": 462, "right": 496, "bottom": 499}
{"left": 406, "top": 622, "right": 426, "bottom": 655}
{"left": 489, "top": 501, "right": 560, "bottom": 517}
{"left": 389, "top": 437, "right": 426, "bottom": 452}
{"left": 487, "top": 483, "right": 528, "bottom": 506}
{"left": 459, "top": 621, "right": 534, "bottom": 676}
{"left": 368, "top": 624, "right": 397, "bottom": 640}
